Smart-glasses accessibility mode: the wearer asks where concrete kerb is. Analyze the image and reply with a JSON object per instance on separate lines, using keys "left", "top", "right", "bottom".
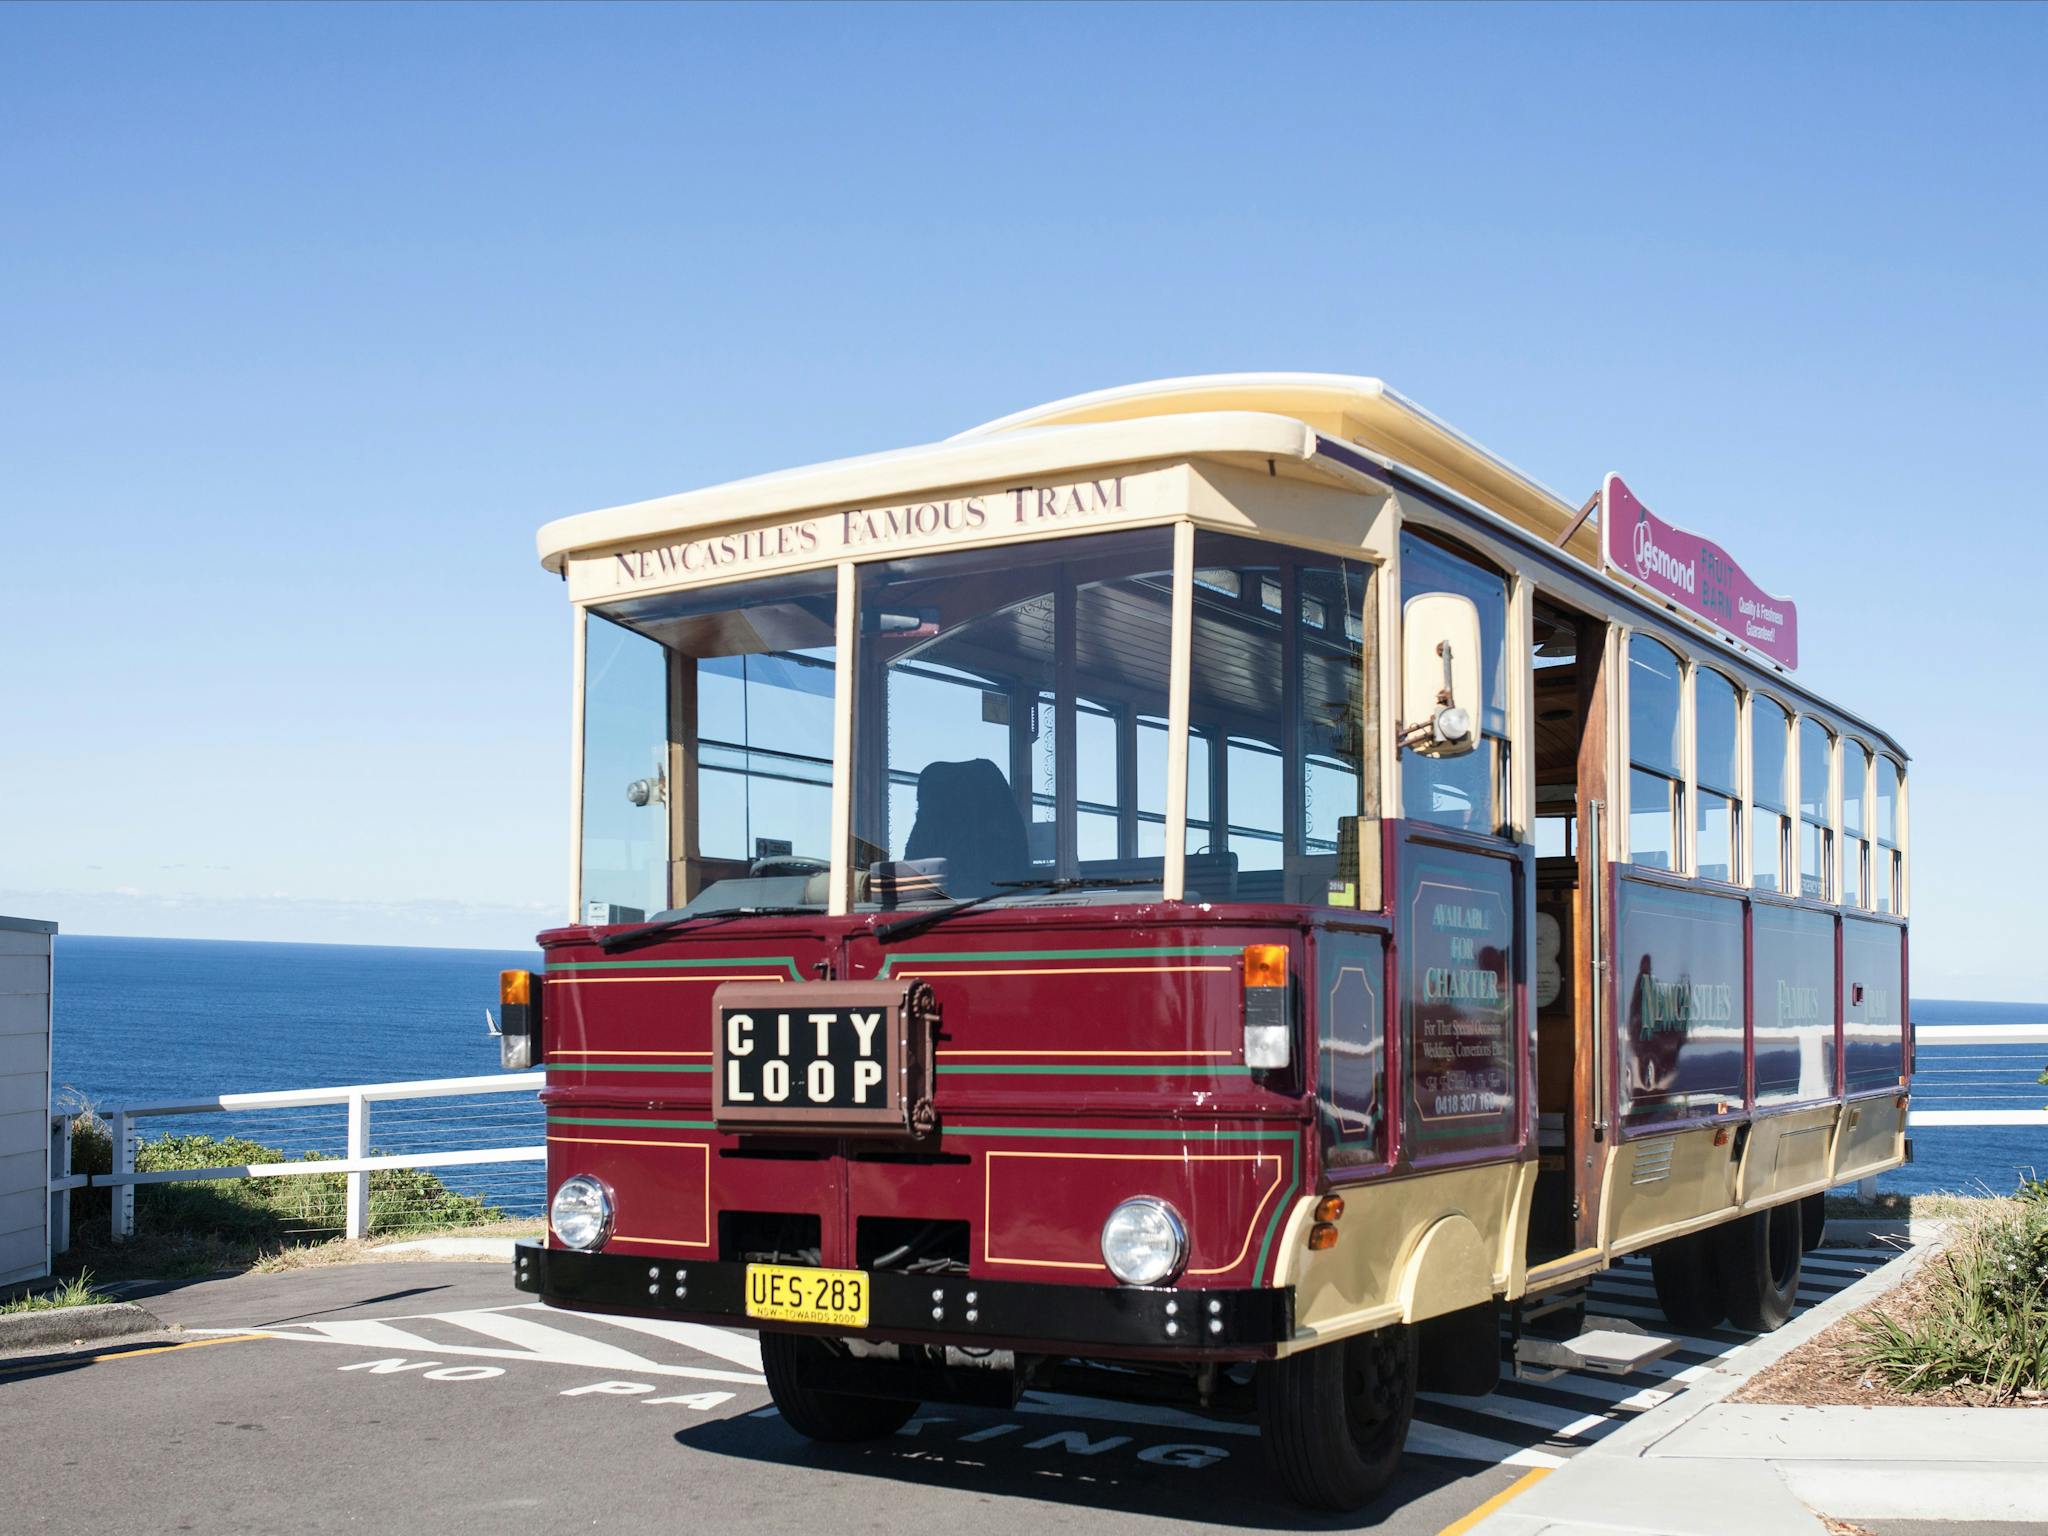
{"left": 371, "top": 1235, "right": 518, "bottom": 1260}
{"left": 1468, "top": 1236, "right": 1943, "bottom": 1536}
{"left": 0, "top": 1301, "right": 166, "bottom": 1354}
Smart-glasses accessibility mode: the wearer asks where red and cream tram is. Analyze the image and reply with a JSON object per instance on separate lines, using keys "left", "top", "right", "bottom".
{"left": 501, "top": 375, "right": 1910, "bottom": 1510}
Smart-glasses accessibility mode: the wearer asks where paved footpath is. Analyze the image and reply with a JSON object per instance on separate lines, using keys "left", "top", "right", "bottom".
{"left": 0, "top": 1246, "right": 1920, "bottom": 1535}
{"left": 1470, "top": 1239, "right": 2048, "bottom": 1536}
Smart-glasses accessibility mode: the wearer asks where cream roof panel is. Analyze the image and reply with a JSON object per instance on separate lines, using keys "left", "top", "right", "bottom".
{"left": 535, "top": 411, "right": 1327, "bottom": 571}
{"left": 955, "top": 372, "right": 1600, "bottom": 566}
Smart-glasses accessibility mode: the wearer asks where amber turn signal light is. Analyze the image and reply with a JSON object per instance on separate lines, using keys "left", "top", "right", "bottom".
{"left": 1314, "top": 1195, "right": 1345, "bottom": 1223}
{"left": 1307, "top": 1222, "right": 1340, "bottom": 1251}
{"left": 1243, "top": 944, "right": 1288, "bottom": 990}
{"left": 501, "top": 969, "right": 532, "bottom": 1006}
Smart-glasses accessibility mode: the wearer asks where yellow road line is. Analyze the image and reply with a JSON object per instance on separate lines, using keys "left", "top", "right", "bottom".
{"left": 1434, "top": 1466, "right": 1552, "bottom": 1536}
{"left": 0, "top": 1331, "right": 265, "bottom": 1376}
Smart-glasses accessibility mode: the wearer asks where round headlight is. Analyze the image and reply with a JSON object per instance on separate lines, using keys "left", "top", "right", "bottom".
{"left": 1100, "top": 1196, "right": 1188, "bottom": 1286}
{"left": 550, "top": 1174, "right": 613, "bottom": 1251}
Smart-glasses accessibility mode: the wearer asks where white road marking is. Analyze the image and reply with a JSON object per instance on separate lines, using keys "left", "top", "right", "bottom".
{"left": 294, "top": 1319, "right": 460, "bottom": 1353}
{"left": 192, "top": 1244, "right": 1887, "bottom": 1480}
{"left": 537, "top": 1308, "right": 764, "bottom": 1370}
{"left": 1405, "top": 1421, "right": 1565, "bottom": 1470}
{"left": 1017, "top": 1392, "right": 1255, "bottom": 1438}
{"left": 434, "top": 1309, "right": 683, "bottom": 1373}
{"left": 1420, "top": 1388, "right": 1615, "bottom": 1441}
{"left": 230, "top": 1325, "right": 766, "bottom": 1384}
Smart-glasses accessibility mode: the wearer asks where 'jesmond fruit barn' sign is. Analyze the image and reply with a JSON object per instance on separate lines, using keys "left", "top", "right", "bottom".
{"left": 1601, "top": 473, "right": 1799, "bottom": 670}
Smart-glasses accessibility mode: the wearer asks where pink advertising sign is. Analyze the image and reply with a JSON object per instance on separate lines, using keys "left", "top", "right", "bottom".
{"left": 1602, "top": 473, "right": 1799, "bottom": 670}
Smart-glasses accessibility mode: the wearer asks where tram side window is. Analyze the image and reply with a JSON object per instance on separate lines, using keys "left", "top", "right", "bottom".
{"left": 1189, "top": 533, "right": 1374, "bottom": 905}
{"left": 1627, "top": 636, "right": 1683, "bottom": 871}
{"left": 1695, "top": 668, "right": 1740, "bottom": 882}
{"left": 1843, "top": 741, "right": 1872, "bottom": 909}
{"left": 1751, "top": 697, "right": 1791, "bottom": 893}
{"left": 1399, "top": 533, "right": 1508, "bottom": 838}
{"left": 581, "top": 614, "right": 672, "bottom": 922}
{"left": 1876, "top": 756, "right": 1904, "bottom": 913}
{"left": 1798, "top": 717, "right": 1835, "bottom": 900}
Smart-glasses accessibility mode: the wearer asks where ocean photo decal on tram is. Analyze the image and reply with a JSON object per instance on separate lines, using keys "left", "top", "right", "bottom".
{"left": 1602, "top": 474, "right": 1800, "bottom": 670}
{"left": 1402, "top": 852, "right": 1517, "bottom": 1152}
{"left": 710, "top": 979, "right": 938, "bottom": 1135}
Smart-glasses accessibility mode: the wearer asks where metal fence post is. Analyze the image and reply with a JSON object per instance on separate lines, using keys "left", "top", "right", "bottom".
{"left": 110, "top": 1109, "right": 135, "bottom": 1241}
{"left": 345, "top": 1092, "right": 370, "bottom": 1240}
{"left": 1856, "top": 1176, "right": 1879, "bottom": 1202}
{"left": 49, "top": 1113, "right": 72, "bottom": 1257}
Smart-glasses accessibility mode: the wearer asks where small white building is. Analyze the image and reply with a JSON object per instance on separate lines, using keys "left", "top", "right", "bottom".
{"left": 0, "top": 915, "right": 56, "bottom": 1288}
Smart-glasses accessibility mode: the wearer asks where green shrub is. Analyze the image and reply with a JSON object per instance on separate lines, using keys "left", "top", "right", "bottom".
{"left": 1851, "top": 1185, "right": 2048, "bottom": 1400}
{"left": 65, "top": 1120, "right": 499, "bottom": 1253}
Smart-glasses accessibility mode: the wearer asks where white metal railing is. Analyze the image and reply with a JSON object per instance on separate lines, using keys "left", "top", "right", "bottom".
{"left": 39, "top": 1027, "right": 2047, "bottom": 1244}
{"left": 68, "top": 1072, "right": 545, "bottom": 1242}
{"left": 1906, "top": 1024, "right": 2048, "bottom": 1129}
{"left": 1853, "top": 1024, "right": 2048, "bottom": 1197}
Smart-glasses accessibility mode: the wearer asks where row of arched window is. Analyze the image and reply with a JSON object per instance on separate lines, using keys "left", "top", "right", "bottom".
{"left": 1628, "top": 633, "right": 1903, "bottom": 913}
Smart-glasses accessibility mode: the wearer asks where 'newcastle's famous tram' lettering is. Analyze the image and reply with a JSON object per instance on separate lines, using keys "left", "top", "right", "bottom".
{"left": 611, "top": 476, "right": 1131, "bottom": 587}
{"left": 1635, "top": 974, "right": 1736, "bottom": 1038}
{"left": 1776, "top": 981, "right": 1823, "bottom": 1025}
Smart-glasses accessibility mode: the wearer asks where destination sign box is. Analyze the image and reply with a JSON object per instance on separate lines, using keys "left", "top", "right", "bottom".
{"left": 710, "top": 979, "right": 938, "bottom": 1136}
{"left": 1602, "top": 473, "right": 1799, "bottom": 670}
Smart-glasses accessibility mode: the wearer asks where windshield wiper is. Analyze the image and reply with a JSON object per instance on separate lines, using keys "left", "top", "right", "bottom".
{"left": 597, "top": 907, "right": 820, "bottom": 955}
{"left": 872, "top": 876, "right": 1156, "bottom": 946}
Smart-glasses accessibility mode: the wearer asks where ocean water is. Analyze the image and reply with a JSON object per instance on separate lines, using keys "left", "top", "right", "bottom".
{"left": 45, "top": 937, "right": 2048, "bottom": 1214}
{"left": 1896, "top": 997, "right": 2048, "bottom": 1197}
{"left": 52, "top": 935, "right": 547, "bottom": 1217}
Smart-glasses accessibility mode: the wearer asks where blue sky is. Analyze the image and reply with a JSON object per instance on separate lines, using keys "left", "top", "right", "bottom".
{"left": 1, "top": 3, "right": 2041, "bottom": 997}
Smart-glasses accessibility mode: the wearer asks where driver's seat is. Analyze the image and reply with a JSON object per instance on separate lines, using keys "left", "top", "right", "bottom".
{"left": 903, "top": 758, "right": 1029, "bottom": 898}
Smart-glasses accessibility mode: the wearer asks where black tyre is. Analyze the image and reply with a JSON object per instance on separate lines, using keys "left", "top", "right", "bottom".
{"left": 1650, "top": 1229, "right": 1727, "bottom": 1332}
{"left": 759, "top": 1332, "right": 918, "bottom": 1443}
{"left": 1256, "top": 1324, "right": 1417, "bottom": 1511}
{"left": 1800, "top": 1192, "right": 1827, "bottom": 1254}
{"left": 1718, "top": 1204, "right": 1802, "bottom": 1332}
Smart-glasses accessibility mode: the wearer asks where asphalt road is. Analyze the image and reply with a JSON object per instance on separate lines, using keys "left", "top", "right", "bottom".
{"left": 0, "top": 1261, "right": 1524, "bottom": 1536}
{"left": 0, "top": 1245, "right": 1909, "bottom": 1535}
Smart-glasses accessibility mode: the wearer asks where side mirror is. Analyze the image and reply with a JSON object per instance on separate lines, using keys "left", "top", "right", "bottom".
{"left": 1401, "top": 592, "right": 1482, "bottom": 757}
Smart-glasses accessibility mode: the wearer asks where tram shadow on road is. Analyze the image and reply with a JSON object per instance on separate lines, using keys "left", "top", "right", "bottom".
{"left": 675, "top": 1406, "right": 1496, "bottom": 1531}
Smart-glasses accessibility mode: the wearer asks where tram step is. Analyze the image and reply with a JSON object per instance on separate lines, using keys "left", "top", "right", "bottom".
{"left": 1512, "top": 1315, "right": 1678, "bottom": 1383}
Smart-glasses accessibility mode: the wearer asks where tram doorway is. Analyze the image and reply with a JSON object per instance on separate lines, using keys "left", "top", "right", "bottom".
{"left": 1527, "top": 596, "right": 1609, "bottom": 1268}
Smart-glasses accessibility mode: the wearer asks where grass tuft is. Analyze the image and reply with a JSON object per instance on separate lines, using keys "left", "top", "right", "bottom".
{"left": 1, "top": 1268, "right": 114, "bottom": 1314}
{"left": 1849, "top": 1181, "right": 2048, "bottom": 1401}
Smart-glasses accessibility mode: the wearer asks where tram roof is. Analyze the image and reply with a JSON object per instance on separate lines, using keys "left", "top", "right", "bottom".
{"left": 536, "top": 373, "right": 1902, "bottom": 759}
{"left": 536, "top": 373, "right": 1599, "bottom": 575}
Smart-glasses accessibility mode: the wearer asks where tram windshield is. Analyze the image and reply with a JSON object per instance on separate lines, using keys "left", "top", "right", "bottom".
{"left": 579, "top": 529, "right": 1372, "bottom": 921}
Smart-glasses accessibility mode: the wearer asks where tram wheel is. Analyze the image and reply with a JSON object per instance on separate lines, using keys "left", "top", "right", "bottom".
{"left": 1649, "top": 1230, "right": 1727, "bottom": 1332}
{"left": 1800, "top": 1192, "right": 1827, "bottom": 1254}
{"left": 1256, "top": 1323, "right": 1417, "bottom": 1511}
{"left": 759, "top": 1332, "right": 919, "bottom": 1442}
{"left": 1718, "top": 1204, "right": 1803, "bottom": 1333}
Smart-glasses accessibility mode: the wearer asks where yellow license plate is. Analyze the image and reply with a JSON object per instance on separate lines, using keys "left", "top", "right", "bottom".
{"left": 743, "top": 1264, "right": 870, "bottom": 1328}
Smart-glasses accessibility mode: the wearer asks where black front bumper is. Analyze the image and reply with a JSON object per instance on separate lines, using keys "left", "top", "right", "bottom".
{"left": 514, "top": 1241, "right": 1293, "bottom": 1357}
